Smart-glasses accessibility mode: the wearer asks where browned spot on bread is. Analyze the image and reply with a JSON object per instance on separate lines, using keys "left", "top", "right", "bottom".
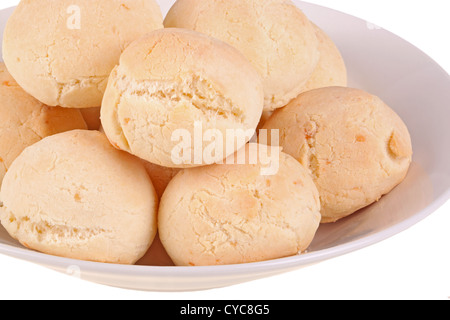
{"left": 388, "top": 131, "right": 410, "bottom": 159}
{"left": 303, "top": 120, "right": 318, "bottom": 140}
{"left": 230, "top": 190, "right": 258, "bottom": 220}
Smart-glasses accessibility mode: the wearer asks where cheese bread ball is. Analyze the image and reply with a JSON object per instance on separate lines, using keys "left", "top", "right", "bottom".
{"left": 164, "top": 0, "right": 319, "bottom": 111}
{"left": 262, "top": 87, "right": 413, "bottom": 223}
{"left": 101, "top": 28, "right": 264, "bottom": 168}
{"left": 159, "top": 144, "right": 321, "bottom": 266}
{"left": 0, "top": 63, "right": 87, "bottom": 185}
{"left": 3, "top": 0, "right": 163, "bottom": 108}
{"left": 302, "top": 23, "right": 347, "bottom": 92}
{"left": 0, "top": 130, "right": 158, "bottom": 264}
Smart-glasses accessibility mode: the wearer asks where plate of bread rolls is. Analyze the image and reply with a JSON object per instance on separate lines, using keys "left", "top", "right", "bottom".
{"left": 0, "top": 0, "right": 449, "bottom": 292}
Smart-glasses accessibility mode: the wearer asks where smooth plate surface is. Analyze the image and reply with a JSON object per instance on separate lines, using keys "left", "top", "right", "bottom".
{"left": 0, "top": 0, "right": 449, "bottom": 291}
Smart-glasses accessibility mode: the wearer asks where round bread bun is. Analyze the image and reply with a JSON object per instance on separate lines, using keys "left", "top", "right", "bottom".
{"left": 142, "top": 162, "right": 181, "bottom": 199}
{"left": 0, "top": 130, "right": 158, "bottom": 264}
{"left": 3, "top": 0, "right": 163, "bottom": 108}
{"left": 0, "top": 63, "right": 87, "bottom": 185}
{"left": 101, "top": 28, "right": 264, "bottom": 168}
{"left": 80, "top": 107, "right": 101, "bottom": 130}
{"left": 301, "top": 23, "right": 347, "bottom": 92}
{"left": 164, "top": 0, "right": 319, "bottom": 111}
{"left": 159, "top": 143, "right": 321, "bottom": 266}
{"left": 262, "top": 87, "right": 413, "bottom": 223}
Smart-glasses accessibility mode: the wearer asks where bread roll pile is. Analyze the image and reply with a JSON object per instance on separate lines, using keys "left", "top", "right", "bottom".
{"left": 0, "top": 0, "right": 412, "bottom": 266}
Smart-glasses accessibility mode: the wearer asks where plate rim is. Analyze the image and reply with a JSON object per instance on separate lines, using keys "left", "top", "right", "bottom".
{"left": 0, "top": 189, "right": 448, "bottom": 279}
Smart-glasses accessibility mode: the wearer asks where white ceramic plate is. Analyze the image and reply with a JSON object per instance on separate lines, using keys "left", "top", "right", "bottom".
{"left": 0, "top": 0, "right": 449, "bottom": 292}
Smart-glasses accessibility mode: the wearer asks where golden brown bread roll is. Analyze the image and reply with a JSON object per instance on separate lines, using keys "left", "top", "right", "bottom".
{"left": 3, "top": 0, "right": 164, "bottom": 108}
{"left": 262, "top": 87, "right": 413, "bottom": 223}
{"left": 101, "top": 28, "right": 264, "bottom": 168}
{"left": 0, "top": 130, "right": 158, "bottom": 264}
{"left": 159, "top": 144, "right": 321, "bottom": 266}
{"left": 164, "top": 0, "right": 319, "bottom": 111}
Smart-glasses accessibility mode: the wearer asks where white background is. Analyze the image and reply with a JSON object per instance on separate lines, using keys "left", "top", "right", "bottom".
{"left": 0, "top": 0, "right": 449, "bottom": 300}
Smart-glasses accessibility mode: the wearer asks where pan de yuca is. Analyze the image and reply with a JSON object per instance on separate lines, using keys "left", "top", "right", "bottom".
{"left": 101, "top": 28, "right": 264, "bottom": 168}
{"left": 159, "top": 144, "right": 321, "bottom": 266}
{"left": 2, "top": 0, "right": 163, "bottom": 108}
{"left": 262, "top": 87, "right": 413, "bottom": 223}
{"left": 164, "top": 0, "right": 319, "bottom": 111}
{"left": 0, "top": 130, "right": 158, "bottom": 264}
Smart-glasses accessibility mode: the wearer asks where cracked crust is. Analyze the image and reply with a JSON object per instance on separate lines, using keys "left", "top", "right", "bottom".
{"left": 158, "top": 143, "right": 321, "bottom": 266}
{"left": 101, "top": 29, "right": 264, "bottom": 168}
{"left": 0, "top": 63, "right": 87, "bottom": 185}
{"left": 164, "top": 0, "right": 319, "bottom": 111}
{"left": 0, "top": 130, "right": 158, "bottom": 264}
{"left": 262, "top": 87, "right": 413, "bottom": 223}
{"left": 2, "top": 0, "right": 163, "bottom": 108}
